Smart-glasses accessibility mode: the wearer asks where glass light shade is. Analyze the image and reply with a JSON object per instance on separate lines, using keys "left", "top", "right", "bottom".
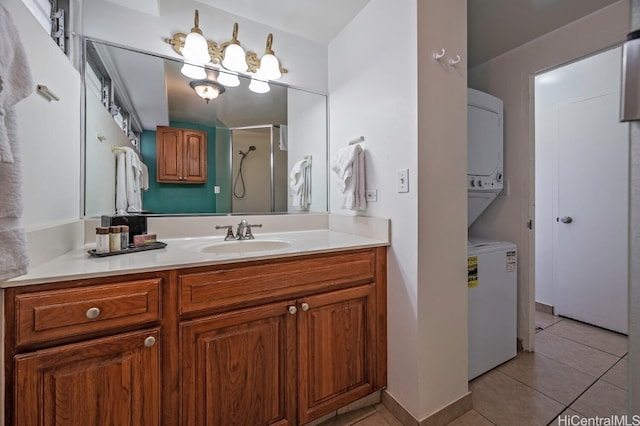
{"left": 258, "top": 53, "right": 281, "bottom": 80}
{"left": 181, "top": 31, "right": 210, "bottom": 64}
{"left": 222, "top": 43, "right": 248, "bottom": 72}
{"left": 190, "top": 79, "right": 225, "bottom": 103}
{"left": 248, "top": 78, "right": 270, "bottom": 94}
{"left": 217, "top": 70, "right": 240, "bottom": 87}
{"left": 193, "top": 83, "right": 220, "bottom": 102}
{"left": 181, "top": 62, "right": 207, "bottom": 79}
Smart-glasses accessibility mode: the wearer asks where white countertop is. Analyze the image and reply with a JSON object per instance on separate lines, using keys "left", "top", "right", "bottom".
{"left": 3, "top": 230, "right": 388, "bottom": 288}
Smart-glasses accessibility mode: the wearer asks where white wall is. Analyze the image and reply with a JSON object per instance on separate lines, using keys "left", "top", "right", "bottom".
{"left": 287, "top": 89, "right": 327, "bottom": 212}
{"left": 468, "top": 0, "right": 630, "bottom": 350}
{"left": 329, "top": 0, "right": 468, "bottom": 420}
{"left": 9, "top": 0, "right": 82, "bottom": 229}
{"left": 82, "top": 0, "right": 328, "bottom": 93}
{"left": 416, "top": 0, "right": 469, "bottom": 419}
{"left": 85, "top": 92, "right": 135, "bottom": 217}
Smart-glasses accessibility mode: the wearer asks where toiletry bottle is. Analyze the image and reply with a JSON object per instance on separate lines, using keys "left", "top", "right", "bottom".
{"left": 120, "top": 225, "right": 129, "bottom": 249}
{"left": 109, "top": 226, "right": 121, "bottom": 252}
{"left": 96, "top": 227, "right": 110, "bottom": 253}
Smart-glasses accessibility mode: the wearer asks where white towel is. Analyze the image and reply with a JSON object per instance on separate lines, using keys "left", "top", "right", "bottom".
{"left": 289, "top": 156, "right": 311, "bottom": 209}
{"left": 330, "top": 144, "right": 367, "bottom": 211}
{"left": 279, "top": 125, "right": 288, "bottom": 151}
{"left": 0, "top": 5, "right": 34, "bottom": 281}
{"left": 140, "top": 162, "right": 149, "bottom": 191}
{"left": 115, "top": 147, "right": 143, "bottom": 213}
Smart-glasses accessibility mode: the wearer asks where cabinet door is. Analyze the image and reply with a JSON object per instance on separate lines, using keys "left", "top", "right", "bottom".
{"left": 14, "top": 328, "right": 160, "bottom": 426}
{"left": 182, "top": 130, "right": 207, "bottom": 183}
{"left": 157, "top": 126, "right": 183, "bottom": 182}
{"left": 298, "top": 284, "right": 377, "bottom": 424}
{"left": 181, "top": 301, "right": 297, "bottom": 426}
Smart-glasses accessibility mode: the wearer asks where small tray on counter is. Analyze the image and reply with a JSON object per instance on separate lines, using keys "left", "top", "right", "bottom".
{"left": 87, "top": 242, "right": 167, "bottom": 257}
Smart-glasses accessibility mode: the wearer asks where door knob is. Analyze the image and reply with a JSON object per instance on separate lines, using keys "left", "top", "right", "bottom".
{"left": 560, "top": 216, "right": 573, "bottom": 224}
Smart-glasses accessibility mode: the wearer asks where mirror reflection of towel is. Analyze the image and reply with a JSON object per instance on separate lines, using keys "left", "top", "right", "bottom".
{"left": 289, "top": 156, "right": 311, "bottom": 209}
{"left": 330, "top": 144, "right": 366, "bottom": 211}
{"left": 115, "top": 147, "right": 145, "bottom": 214}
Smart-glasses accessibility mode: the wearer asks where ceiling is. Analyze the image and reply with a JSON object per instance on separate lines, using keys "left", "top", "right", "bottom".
{"left": 95, "top": 0, "right": 624, "bottom": 129}
{"left": 467, "top": 0, "right": 622, "bottom": 68}
{"left": 192, "top": 0, "right": 622, "bottom": 67}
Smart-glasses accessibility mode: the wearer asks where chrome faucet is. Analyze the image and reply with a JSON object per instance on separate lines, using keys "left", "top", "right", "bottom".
{"left": 236, "top": 219, "right": 262, "bottom": 240}
{"left": 216, "top": 220, "right": 262, "bottom": 240}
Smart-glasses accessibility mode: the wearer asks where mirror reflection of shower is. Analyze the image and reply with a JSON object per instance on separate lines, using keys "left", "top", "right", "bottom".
{"left": 230, "top": 125, "right": 288, "bottom": 213}
{"left": 233, "top": 145, "right": 256, "bottom": 198}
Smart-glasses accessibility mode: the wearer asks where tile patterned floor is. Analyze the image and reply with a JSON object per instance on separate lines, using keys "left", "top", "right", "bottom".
{"left": 320, "top": 311, "right": 628, "bottom": 426}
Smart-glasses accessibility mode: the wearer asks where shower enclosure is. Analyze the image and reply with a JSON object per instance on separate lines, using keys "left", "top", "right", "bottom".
{"left": 227, "top": 125, "right": 288, "bottom": 213}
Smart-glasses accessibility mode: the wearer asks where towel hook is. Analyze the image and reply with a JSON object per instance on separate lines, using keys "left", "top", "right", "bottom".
{"left": 448, "top": 54, "right": 461, "bottom": 66}
{"left": 433, "top": 49, "right": 446, "bottom": 61}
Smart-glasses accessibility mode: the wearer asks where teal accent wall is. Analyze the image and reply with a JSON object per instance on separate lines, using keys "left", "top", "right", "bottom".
{"left": 140, "top": 121, "right": 218, "bottom": 213}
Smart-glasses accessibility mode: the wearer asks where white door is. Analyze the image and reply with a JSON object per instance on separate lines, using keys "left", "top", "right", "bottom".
{"left": 543, "top": 47, "right": 629, "bottom": 334}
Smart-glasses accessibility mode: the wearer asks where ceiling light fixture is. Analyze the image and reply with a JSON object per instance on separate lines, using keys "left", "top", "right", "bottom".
{"left": 165, "top": 9, "right": 288, "bottom": 90}
{"left": 189, "top": 79, "right": 225, "bottom": 103}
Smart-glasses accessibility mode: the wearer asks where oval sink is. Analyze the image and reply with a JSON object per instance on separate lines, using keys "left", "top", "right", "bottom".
{"left": 199, "top": 239, "right": 291, "bottom": 254}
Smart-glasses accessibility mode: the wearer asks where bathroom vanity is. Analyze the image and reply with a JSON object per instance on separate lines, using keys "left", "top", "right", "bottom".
{"left": 1, "top": 229, "right": 387, "bottom": 426}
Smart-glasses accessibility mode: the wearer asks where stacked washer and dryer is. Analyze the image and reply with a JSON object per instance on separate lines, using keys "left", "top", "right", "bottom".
{"left": 467, "top": 89, "right": 518, "bottom": 380}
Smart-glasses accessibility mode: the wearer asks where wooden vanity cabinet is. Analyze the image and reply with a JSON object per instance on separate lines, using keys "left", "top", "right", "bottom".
{"left": 4, "top": 274, "right": 165, "bottom": 426}
{"left": 156, "top": 126, "right": 207, "bottom": 183}
{"left": 176, "top": 247, "right": 387, "bottom": 425}
{"left": 3, "top": 247, "right": 387, "bottom": 426}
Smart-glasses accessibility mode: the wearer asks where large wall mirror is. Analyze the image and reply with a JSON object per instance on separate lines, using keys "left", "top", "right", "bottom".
{"left": 84, "top": 39, "right": 328, "bottom": 217}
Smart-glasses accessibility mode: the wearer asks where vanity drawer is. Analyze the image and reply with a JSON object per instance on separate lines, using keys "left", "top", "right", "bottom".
{"left": 15, "top": 278, "right": 161, "bottom": 347}
{"left": 179, "top": 250, "right": 376, "bottom": 314}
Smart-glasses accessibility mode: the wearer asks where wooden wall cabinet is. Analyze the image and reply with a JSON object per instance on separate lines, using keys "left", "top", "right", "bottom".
{"left": 156, "top": 126, "right": 207, "bottom": 183}
{"left": 4, "top": 247, "right": 387, "bottom": 426}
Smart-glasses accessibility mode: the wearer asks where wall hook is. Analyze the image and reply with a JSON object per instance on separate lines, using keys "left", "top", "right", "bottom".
{"left": 448, "top": 54, "right": 461, "bottom": 66}
{"left": 433, "top": 49, "right": 446, "bottom": 61}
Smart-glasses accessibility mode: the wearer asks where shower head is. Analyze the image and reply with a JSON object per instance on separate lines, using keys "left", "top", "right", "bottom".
{"left": 239, "top": 146, "right": 257, "bottom": 157}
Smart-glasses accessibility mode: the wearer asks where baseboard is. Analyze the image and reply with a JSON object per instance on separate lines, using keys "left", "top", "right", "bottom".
{"left": 535, "top": 302, "right": 554, "bottom": 315}
{"left": 381, "top": 390, "right": 473, "bottom": 426}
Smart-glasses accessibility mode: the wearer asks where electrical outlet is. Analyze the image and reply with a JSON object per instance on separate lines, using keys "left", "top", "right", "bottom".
{"left": 365, "top": 189, "right": 378, "bottom": 202}
{"left": 397, "top": 169, "right": 409, "bottom": 193}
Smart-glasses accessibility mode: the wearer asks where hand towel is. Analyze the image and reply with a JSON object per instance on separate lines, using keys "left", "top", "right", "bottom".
{"left": 115, "top": 147, "right": 143, "bottom": 213}
{"left": 115, "top": 151, "right": 127, "bottom": 215}
{"left": 124, "top": 147, "right": 142, "bottom": 212}
{"left": 289, "top": 156, "right": 311, "bottom": 209}
{"left": 330, "top": 144, "right": 367, "bottom": 211}
{"left": 140, "top": 162, "right": 149, "bottom": 191}
{"left": 0, "top": 5, "right": 34, "bottom": 281}
{"left": 279, "top": 125, "right": 288, "bottom": 151}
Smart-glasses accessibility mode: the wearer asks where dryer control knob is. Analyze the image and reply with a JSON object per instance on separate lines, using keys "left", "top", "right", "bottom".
{"left": 470, "top": 180, "right": 475, "bottom": 187}
{"left": 477, "top": 180, "right": 483, "bottom": 187}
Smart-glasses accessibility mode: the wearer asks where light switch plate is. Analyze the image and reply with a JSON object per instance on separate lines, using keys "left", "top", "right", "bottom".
{"left": 397, "top": 169, "right": 409, "bottom": 193}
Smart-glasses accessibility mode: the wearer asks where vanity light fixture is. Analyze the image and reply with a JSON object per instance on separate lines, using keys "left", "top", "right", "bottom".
{"left": 181, "top": 62, "right": 207, "bottom": 80}
{"left": 164, "top": 9, "right": 288, "bottom": 87}
{"left": 216, "top": 69, "right": 240, "bottom": 87}
{"left": 190, "top": 79, "right": 225, "bottom": 103}
{"left": 248, "top": 78, "right": 270, "bottom": 94}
